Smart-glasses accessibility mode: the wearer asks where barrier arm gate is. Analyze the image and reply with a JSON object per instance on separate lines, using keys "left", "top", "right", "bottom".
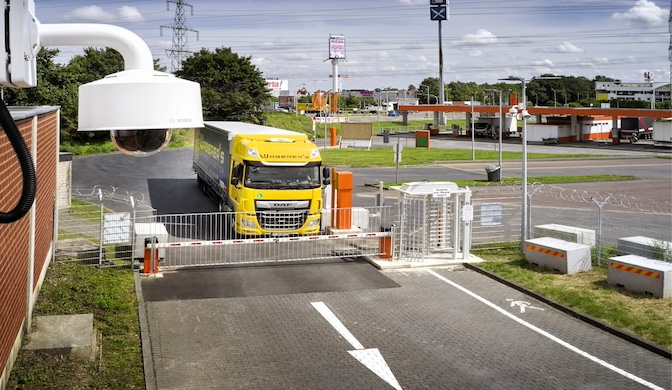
{"left": 140, "top": 208, "right": 395, "bottom": 275}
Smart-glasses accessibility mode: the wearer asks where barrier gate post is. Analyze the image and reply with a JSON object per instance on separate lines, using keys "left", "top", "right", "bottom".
{"left": 333, "top": 171, "right": 353, "bottom": 230}
{"left": 142, "top": 237, "right": 159, "bottom": 275}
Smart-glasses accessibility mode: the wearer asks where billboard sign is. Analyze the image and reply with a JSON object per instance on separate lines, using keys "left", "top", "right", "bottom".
{"left": 329, "top": 35, "right": 346, "bottom": 60}
{"left": 265, "top": 79, "right": 289, "bottom": 97}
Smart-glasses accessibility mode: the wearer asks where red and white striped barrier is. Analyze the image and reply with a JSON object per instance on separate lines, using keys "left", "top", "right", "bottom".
{"left": 149, "top": 231, "right": 391, "bottom": 249}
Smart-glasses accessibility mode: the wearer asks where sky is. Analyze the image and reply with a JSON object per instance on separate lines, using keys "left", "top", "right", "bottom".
{"left": 33, "top": 0, "right": 671, "bottom": 93}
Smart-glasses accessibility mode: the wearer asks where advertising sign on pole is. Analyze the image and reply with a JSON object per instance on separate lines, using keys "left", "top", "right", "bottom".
{"left": 329, "top": 34, "right": 346, "bottom": 60}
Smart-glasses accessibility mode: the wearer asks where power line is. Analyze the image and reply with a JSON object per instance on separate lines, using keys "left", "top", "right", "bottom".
{"left": 160, "top": 0, "right": 199, "bottom": 73}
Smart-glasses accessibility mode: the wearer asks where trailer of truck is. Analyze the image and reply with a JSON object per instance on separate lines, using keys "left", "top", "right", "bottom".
{"left": 193, "top": 121, "right": 329, "bottom": 236}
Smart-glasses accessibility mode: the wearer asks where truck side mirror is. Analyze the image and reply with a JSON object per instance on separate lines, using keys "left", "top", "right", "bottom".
{"left": 231, "top": 177, "right": 239, "bottom": 186}
{"left": 322, "top": 167, "right": 331, "bottom": 185}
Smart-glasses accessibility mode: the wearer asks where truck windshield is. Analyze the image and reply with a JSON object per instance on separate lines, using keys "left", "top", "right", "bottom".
{"left": 244, "top": 164, "right": 321, "bottom": 189}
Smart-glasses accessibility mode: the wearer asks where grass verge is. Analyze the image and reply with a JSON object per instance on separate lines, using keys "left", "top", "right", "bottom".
{"left": 7, "top": 263, "right": 144, "bottom": 389}
{"left": 320, "top": 147, "right": 603, "bottom": 167}
{"left": 472, "top": 244, "right": 672, "bottom": 350}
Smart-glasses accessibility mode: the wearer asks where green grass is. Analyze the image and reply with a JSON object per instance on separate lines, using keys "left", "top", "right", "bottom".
{"left": 7, "top": 263, "right": 144, "bottom": 389}
{"left": 473, "top": 245, "right": 672, "bottom": 350}
{"left": 321, "top": 147, "right": 603, "bottom": 168}
{"left": 373, "top": 175, "right": 638, "bottom": 189}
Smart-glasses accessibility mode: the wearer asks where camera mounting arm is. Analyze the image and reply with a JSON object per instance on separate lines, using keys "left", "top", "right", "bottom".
{"left": 39, "top": 23, "right": 155, "bottom": 72}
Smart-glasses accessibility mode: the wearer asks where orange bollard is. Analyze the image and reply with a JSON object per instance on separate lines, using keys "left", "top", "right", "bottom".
{"left": 334, "top": 171, "right": 353, "bottom": 230}
{"left": 379, "top": 225, "right": 392, "bottom": 259}
{"left": 329, "top": 127, "right": 338, "bottom": 147}
{"left": 143, "top": 247, "right": 160, "bottom": 274}
{"left": 379, "top": 237, "right": 392, "bottom": 259}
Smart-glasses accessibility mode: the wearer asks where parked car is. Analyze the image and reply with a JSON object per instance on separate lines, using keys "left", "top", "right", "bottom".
{"left": 388, "top": 110, "right": 399, "bottom": 117}
{"left": 473, "top": 122, "right": 491, "bottom": 137}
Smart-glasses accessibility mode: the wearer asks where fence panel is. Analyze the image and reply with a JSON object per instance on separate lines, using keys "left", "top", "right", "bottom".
{"left": 55, "top": 186, "right": 155, "bottom": 267}
{"left": 137, "top": 206, "right": 395, "bottom": 269}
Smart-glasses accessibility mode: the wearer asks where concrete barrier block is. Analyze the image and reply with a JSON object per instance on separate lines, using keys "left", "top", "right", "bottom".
{"left": 608, "top": 255, "right": 672, "bottom": 298}
{"left": 525, "top": 237, "right": 592, "bottom": 275}
{"left": 617, "top": 236, "right": 672, "bottom": 260}
{"left": 533, "top": 223, "right": 596, "bottom": 247}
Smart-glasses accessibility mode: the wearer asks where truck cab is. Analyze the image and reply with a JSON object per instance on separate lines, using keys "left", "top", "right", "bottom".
{"left": 193, "top": 122, "right": 329, "bottom": 237}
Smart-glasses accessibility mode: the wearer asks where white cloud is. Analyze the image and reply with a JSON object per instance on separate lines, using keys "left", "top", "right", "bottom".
{"left": 397, "top": 0, "right": 427, "bottom": 5}
{"left": 558, "top": 42, "right": 583, "bottom": 53}
{"left": 64, "top": 6, "right": 114, "bottom": 22}
{"left": 117, "top": 6, "right": 145, "bottom": 23}
{"left": 461, "top": 29, "right": 497, "bottom": 45}
{"left": 469, "top": 50, "right": 483, "bottom": 57}
{"left": 64, "top": 5, "right": 145, "bottom": 23}
{"left": 611, "top": 0, "right": 666, "bottom": 27}
{"left": 280, "top": 53, "right": 311, "bottom": 61}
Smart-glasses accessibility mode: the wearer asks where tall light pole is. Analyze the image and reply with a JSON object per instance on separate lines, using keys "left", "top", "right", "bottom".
{"left": 551, "top": 88, "right": 557, "bottom": 107}
{"left": 499, "top": 75, "right": 559, "bottom": 249}
{"left": 485, "top": 88, "right": 504, "bottom": 171}
{"left": 470, "top": 95, "right": 475, "bottom": 160}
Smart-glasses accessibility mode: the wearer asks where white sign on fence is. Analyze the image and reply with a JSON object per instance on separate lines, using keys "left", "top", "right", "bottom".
{"left": 480, "top": 203, "right": 502, "bottom": 226}
{"left": 103, "top": 212, "right": 132, "bottom": 244}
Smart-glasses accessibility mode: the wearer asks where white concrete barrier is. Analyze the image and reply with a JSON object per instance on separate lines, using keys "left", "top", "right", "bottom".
{"left": 617, "top": 236, "right": 672, "bottom": 260}
{"left": 524, "top": 237, "right": 592, "bottom": 275}
{"left": 533, "top": 224, "right": 596, "bottom": 247}
{"left": 608, "top": 255, "right": 672, "bottom": 298}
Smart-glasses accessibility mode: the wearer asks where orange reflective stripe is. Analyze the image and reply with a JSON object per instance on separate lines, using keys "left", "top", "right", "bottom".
{"left": 609, "top": 262, "right": 661, "bottom": 279}
{"left": 525, "top": 244, "right": 566, "bottom": 258}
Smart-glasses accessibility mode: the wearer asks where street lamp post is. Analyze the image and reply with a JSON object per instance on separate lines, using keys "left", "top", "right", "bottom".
{"left": 551, "top": 88, "right": 557, "bottom": 107}
{"left": 470, "top": 95, "right": 475, "bottom": 160}
{"left": 499, "top": 75, "right": 559, "bottom": 250}
{"left": 485, "top": 88, "right": 504, "bottom": 171}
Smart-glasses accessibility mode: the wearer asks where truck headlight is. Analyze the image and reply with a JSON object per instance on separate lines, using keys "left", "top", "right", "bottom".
{"left": 241, "top": 219, "right": 256, "bottom": 229}
{"left": 307, "top": 219, "right": 320, "bottom": 229}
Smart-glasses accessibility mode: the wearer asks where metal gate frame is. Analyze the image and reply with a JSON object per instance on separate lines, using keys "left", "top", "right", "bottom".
{"left": 139, "top": 206, "right": 395, "bottom": 274}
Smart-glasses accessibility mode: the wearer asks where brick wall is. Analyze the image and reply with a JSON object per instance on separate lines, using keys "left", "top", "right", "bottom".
{"left": 0, "top": 108, "right": 59, "bottom": 389}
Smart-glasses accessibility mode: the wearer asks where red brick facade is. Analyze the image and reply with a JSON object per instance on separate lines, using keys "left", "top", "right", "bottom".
{"left": 0, "top": 108, "right": 59, "bottom": 388}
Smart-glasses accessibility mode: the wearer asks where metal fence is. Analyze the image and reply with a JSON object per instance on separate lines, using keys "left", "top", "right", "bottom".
{"left": 54, "top": 186, "right": 155, "bottom": 268}
{"left": 137, "top": 206, "right": 395, "bottom": 269}
{"left": 55, "top": 183, "right": 671, "bottom": 268}
{"left": 468, "top": 183, "right": 672, "bottom": 263}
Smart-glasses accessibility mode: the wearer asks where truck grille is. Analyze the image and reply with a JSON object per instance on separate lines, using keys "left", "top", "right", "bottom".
{"left": 256, "top": 210, "right": 308, "bottom": 231}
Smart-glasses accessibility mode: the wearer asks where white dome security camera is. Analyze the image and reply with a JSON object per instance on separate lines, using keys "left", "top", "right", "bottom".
{"left": 508, "top": 107, "right": 518, "bottom": 115}
{"left": 78, "top": 69, "right": 203, "bottom": 156}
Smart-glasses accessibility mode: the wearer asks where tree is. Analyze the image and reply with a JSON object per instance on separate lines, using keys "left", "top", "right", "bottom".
{"left": 417, "top": 77, "right": 439, "bottom": 104}
{"left": 176, "top": 47, "right": 271, "bottom": 122}
{"left": 3, "top": 48, "right": 82, "bottom": 142}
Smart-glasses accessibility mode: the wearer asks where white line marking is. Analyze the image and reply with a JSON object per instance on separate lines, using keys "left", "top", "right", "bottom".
{"left": 427, "top": 270, "right": 664, "bottom": 390}
{"left": 311, "top": 301, "right": 403, "bottom": 390}
{"left": 311, "top": 301, "right": 364, "bottom": 350}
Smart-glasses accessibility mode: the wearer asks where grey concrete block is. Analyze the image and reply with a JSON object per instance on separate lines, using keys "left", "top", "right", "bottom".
{"left": 533, "top": 224, "right": 596, "bottom": 247}
{"left": 525, "top": 237, "right": 592, "bottom": 275}
{"left": 25, "top": 314, "right": 98, "bottom": 361}
{"left": 608, "top": 255, "right": 672, "bottom": 298}
{"left": 617, "top": 236, "right": 672, "bottom": 260}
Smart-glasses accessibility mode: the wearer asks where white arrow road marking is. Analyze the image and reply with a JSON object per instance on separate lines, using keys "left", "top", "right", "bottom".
{"left": 428, "top": 270, "right": 665, "bottom": 390}
{"left": 506, "top": 299, "right": 545, "bottom": 313}
{"left": 311, "top": 301, "right": 402, "bottom": 390}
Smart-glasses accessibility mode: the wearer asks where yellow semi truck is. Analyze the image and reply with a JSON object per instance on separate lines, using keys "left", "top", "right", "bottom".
{"left": 193, "top": 121, "right": 330, "bottom": 236}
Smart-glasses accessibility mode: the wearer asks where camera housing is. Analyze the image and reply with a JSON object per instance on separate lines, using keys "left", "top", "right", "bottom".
{"left": 78, "top": 69, "right": 203, "bottom": 156}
